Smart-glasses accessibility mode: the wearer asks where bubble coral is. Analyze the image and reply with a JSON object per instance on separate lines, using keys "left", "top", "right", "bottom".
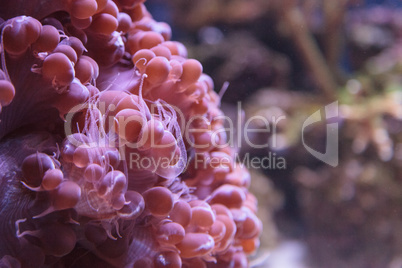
{"left": 0, "top": 0, "right": 262, "bottom": 267}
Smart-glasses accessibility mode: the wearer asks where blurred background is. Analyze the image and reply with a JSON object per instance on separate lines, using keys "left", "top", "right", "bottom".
{"left": 146, "top": 1, "right": 402, "bottom": 267}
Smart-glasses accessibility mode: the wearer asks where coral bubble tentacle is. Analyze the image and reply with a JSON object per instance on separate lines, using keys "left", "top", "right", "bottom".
{"left": 0, "top": 0, "right": 262, "bottom": 267}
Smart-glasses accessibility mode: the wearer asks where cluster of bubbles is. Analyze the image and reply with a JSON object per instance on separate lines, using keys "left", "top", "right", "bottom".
{"left": 0, "top": 0, "right": 262, "bottom": 267}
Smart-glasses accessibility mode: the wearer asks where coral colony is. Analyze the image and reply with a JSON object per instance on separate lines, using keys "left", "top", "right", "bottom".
{"left": 0, "top": 0, "right": 262, "bottom": 267}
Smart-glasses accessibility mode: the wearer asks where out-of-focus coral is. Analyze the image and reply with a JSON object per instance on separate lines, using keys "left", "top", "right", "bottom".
{"left": 293, "top": 42, "right": 402, "bottom": 268}
{"left": 0, "top": 0, "right": 263, "bottom": 267}
{"left": 243, "top": 41, "right": 402, "bottom": 267}
{"left": 346, "top": 7, "right": 402, "bottom": 71}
